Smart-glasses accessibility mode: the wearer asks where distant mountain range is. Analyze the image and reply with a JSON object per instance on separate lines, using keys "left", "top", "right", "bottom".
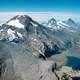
{"left": 42, "top": 17, "right": 80, "bottom": 32}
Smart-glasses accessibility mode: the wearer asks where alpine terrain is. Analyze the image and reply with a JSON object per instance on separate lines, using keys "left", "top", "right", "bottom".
{"left": 0, "top": 15, "right": 80, "bottom": 80}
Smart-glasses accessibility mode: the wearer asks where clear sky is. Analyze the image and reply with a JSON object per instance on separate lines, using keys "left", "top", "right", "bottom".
{"left": 0, "top": 0, "right": 80, "bottom": 13}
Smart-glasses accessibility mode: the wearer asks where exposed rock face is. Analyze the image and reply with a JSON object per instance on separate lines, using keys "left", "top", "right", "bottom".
{"left": 0, "top": 41, "right": 16, "bottom": 80}
{"left": 57, "top": 66, "right": 80, "bottom": 80}
{"left": 0, "top": 41, "right": 59, "bottom": 80}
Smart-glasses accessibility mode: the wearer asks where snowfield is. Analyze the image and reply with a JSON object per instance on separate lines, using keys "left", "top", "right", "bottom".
{"left": 7, "top": 19, "right": 24, "bottom": 28}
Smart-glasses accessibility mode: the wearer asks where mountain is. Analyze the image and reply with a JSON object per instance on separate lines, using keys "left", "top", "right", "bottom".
{"left": 0, "top": 15, "right": 80, "bottom": 80}
{"left": 0, "top": 15, "right": 67, "bottom": 80}
{"left": 47, "top": 18, "right": 58, "bottom": 29}
{"left": 44, "top": 18, "right": 80, "bottom": 32}
{"left": 63, "top": 18, "right": 79, "bottom": 31}
{"left": 45, "top": 18, "right": 64, "bottom": 29}
{"left": 0, "top": 15, "right": 67, "bottom": 57}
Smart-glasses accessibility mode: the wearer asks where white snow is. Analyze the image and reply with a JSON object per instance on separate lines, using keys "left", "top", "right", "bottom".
{"left": 47, "top": 24, "right": 53, "bottom": 28}
{"left": 47, "top": 21, "right": 70, "bottom": 30}
{"left": 33, "top": 38, "right": 37, "bottom": 41}
{"left": 7, "top": 29, "right": 15, "bottom": 34}
{"left": 57, "top": 21, "right": 69, "bottom": 27}
{"left": 7, "top": 29, "right": 16, "bottom": 41}
{"left": 30, "top": 22, "right": 38, "bottom": 27}
{"left": 7, "top": 28, "right": 23, "bottom": 42}
{"left": 0, "top": 29, "right": 4, "bottom": 32}
{"left": 7, "top": 19, "right": 24, "bottom": 28}
{"left": 47, "top": 24, "right": 60, "bottom": 29}
{"left": 17, "top": 32, "right": 23, "bottom": 38}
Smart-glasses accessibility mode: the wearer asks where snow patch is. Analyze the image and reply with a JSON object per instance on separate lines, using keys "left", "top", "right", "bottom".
{"left": 17, "top": 32, "right": 23, "bottom": 38}
{"left": 57, "top": 21, "right": 69, "bottom": 27}
{"left": 7, "top": 19, "right": 24, "bottom": 28}
{"left": 7, "top": 29, "right": 16, "bottom": 41}
{"left": 31, "top": 22, "right": 38, "bottom": 27}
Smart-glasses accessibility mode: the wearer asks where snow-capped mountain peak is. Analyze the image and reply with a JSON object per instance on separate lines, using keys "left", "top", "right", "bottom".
{"left": 67, "top": 18, "right": 75, "bottom": 24}
{"left": 6, "top": 15, "right": 32, "bottom": 29}
{"left": 0, "top": 15, "right": 32, "bottom": 42}
{"left": 46, "top": 18, "right": 66, "bottom": 29}
{"left": 47, "top": 18, "right": 57, "bottom": 27}
{"left": 48, "top": 18, "right": 57, "bottom": 25}
{"left": 42, "top": 17, "right": 79, "bottom": 32}
{"left": 0, "top": 15, "right": 39, "bottom": 43}
{"left": 47, "top": 18, "right": 59, "bottom": 29}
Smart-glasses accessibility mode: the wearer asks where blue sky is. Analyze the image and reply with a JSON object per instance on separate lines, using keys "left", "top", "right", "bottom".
{"left": 0, "top": 0, "right": 80, "bottom": 12}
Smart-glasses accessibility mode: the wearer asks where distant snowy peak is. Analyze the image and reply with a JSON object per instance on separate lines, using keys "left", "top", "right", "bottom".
{"left": 44, "top": 18, "right": 79, "bottom": 31}
{"left": 66, "top": 18, "right": 76, "bottom": 25}
{"left": 63, "top": 18, "right": 78, "bottom": 28}
{"left": 46, "top": 18, "right": 65, "bottom": 29}
{"left": 47, "top": 18, "right": 57, "bottom": 29}
{"left": 48, "top": 18, "right": 57, "bottom": 25}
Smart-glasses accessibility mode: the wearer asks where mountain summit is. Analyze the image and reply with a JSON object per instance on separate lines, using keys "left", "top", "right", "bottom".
{"left": 6, "top": 15, "right": 36, "bottom": 29}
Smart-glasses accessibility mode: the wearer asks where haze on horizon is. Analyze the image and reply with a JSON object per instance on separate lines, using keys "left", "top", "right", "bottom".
{"left": 0, "top": 12, "right": 80, "bottom": 24}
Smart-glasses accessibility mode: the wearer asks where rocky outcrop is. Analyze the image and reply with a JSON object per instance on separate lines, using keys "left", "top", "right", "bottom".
{"left": 56, "top": 66, "right": 80, "bottom": 80}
